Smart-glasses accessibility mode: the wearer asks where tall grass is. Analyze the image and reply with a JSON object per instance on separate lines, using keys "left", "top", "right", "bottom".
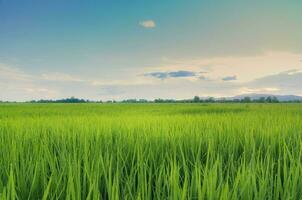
{"left": 0, "top": 103, "right": 302, "bottom": 199}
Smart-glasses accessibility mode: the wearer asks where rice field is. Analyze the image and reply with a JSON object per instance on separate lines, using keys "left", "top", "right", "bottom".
{"left": 0, "top": 103, "right": 302, "bottom": 199}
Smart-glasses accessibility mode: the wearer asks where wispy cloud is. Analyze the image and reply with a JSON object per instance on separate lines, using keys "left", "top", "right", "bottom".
{"left": 222, "top": 75, "right": 237, "bottom": 81}
{"left": 281, "top": 68, "right": 302, "bottom": 75}
{"left": 199, "top": 75, "right": 211, "bottom": 81}
{"left": 139, "top": 20, "right": 156, "bottom": 29}
{"left": 238, "top": 87, "right": 280, "bottom": 94}
{"left": 144, "top": 72, "right": 168, "bottom": 79}
{"left": 2, "top": 51, "right": 302, "bottom": 101}
{"left": 0, "top": 63, "right": 59, "bottom": 101}
{"left": 159, "top": 51, "right": 302, "bottom": 82}
{"left": 144, "top": 70, "right": 196, "bottom": 80}
{"left": 0, "top": 64, "right": 33, "bottom": 81}
{"left": 169, "top": 71, "right": 196, "bottom": 78}
{"left": 41, "top": 73, "right": 85, "bottom": 82}
{"left": 234, "top": 68, "right": 302, "bottom": 96}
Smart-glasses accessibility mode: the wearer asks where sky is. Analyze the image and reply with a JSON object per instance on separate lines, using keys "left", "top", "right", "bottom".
{"left": 1, "top": 0, "right": 302, "bottom": 101}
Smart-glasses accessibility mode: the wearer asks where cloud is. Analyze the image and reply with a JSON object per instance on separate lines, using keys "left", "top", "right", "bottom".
{"left": 238, "top": 87, "right": 280, "bottom": 94}
{"left": 144, "top": 70, "right": 196, "bottom": 80}
{"left": 169, "top": 70, "right": 196, "bottom": 77}
{"left": 0, "top": 63, "right": 59, "bottom": 101}
{"left": 160, "top": 51, "right": 302, "bottom": 82}
{"left": 234, "top": 68, "right": 302, "bottom": 96}
{"left": 144, "top": 72, "right": 168, "bottom": 79}
{"left": 199, "top": 75, "right": 212, "bottom": 81}
{"left": 41, "top": 73, "right": 85, "bottom": 82}
{"left": 98, "top": 86, "right": 125, "bottom": 96}
{"left": 280, "top": 68, "right": 302, "bottom": 75}
{"left": 139, "top": 20, "right": 156, "bottom": 28}
{"left": 248, "top": 69, "right": 302, "bottom": 89}
{"left": 222, "top": 75, "right": 237, "bottom": 81}
{"left": 2, "top": 51, "right": 302, "bottom": 101}
{"left": 90, "top": 75, "right": 156, "bottom": 87}
{"left": 0, "top": 64, "right": 33, "bottom": 81}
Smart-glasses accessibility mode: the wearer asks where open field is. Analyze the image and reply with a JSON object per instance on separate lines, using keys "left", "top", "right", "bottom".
{"left": 0, "top": 103, "right": 302, "bottom": 199}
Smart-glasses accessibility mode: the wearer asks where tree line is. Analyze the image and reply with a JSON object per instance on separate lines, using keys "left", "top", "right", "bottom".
{"left": 126, "top": 96, "right": 282, "bottom": 103}
{"left": 12, "top": 95, "right": 301, "bottom": 103}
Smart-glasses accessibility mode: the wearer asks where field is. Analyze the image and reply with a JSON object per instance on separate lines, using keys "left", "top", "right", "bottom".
{"left": 0, "top": 103, "right": 302, "bottom": 199}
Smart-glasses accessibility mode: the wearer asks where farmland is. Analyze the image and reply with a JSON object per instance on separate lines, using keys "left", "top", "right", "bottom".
{"left": 0, "top": 103, "right": 302, "bottom": 199}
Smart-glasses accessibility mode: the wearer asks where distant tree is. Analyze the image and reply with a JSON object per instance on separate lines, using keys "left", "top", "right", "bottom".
{"left": 205, "top": 97, "right": 215, "bottom": 103}
{"left": 266, "top": 96, "right": 272, "bottom": 103}
{"left": 242, "top": 97, "right": 251, "bottom": 103}
{"left": 193, "top": 96, "right": 200, "bottom": 103}
{"left": 154, "top": 98, "right": 163, "bottom": 103}
{"left": 271, "top": 96, "right": 279, "bottom": 103}
{"left": 122, "top": 99, "right": 137, "bottom": 103}
{"left": 258, "top": 97, "right": 266, "bottom": 103}
{"left": 220, "top": 98, "right": 227, "bottom": 103}
{"left": 139, "top": 99, "right": 148, "bottom": 103}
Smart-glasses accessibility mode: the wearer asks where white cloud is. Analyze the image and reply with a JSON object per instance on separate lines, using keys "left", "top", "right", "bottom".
{"left": 41, "top": 73, "right": 85, "bottom": 82}
{"left": 282, "top": 68, "right": 302, "bottom": 75}
{"left": 139, "top": 20, "right": 156, "bottom": 28}
{"left": 238, "top": 87, "right": 280, "bottom": 94}
{"left": 0, "top": 64, "right": 33, "bottom": 81}
{"left": 0, "top": 63, "right": 59, "bottom": 101}
{"left": 2, "top": 51, "right": 302, "bottom": 101}
{"left": 90, "top": 76, "right": 157, "bottom": 87}
{"left": 157, "top": 51, "right": 302, "bottom": 82}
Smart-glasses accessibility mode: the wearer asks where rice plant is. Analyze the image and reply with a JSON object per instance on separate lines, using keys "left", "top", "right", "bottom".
{"left": 0, "top": 103, "right": 302, "bottom": 199}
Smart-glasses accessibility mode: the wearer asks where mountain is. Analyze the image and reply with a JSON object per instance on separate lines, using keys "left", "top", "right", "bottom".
{"left": 228, "top": 94, "right": 302, "bottom": 102}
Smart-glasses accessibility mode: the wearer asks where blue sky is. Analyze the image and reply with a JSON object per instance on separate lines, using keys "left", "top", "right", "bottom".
{"left": 1, "top": 0, "right": 302, "bottom": 101}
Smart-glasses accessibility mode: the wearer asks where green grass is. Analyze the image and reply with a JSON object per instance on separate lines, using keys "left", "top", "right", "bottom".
{"left": 0, "top": 103, "right": 302, "bottom": 199}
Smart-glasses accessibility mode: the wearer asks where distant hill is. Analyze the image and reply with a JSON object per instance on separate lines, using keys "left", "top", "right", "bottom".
{"left": 228, "top": 94, "right": 302, "bottom": 102}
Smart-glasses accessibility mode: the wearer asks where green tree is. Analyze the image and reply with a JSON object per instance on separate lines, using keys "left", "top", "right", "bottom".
{"left": 193, "top": 96, "right": 200, "bottom": 103}
{"left": 242, "top": 97, "right": 251, "bottom": 103}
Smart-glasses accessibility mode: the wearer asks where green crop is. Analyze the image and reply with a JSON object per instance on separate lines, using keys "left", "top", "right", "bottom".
{"left": 0, "top": 103, "right": 302, "bottom": 199}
